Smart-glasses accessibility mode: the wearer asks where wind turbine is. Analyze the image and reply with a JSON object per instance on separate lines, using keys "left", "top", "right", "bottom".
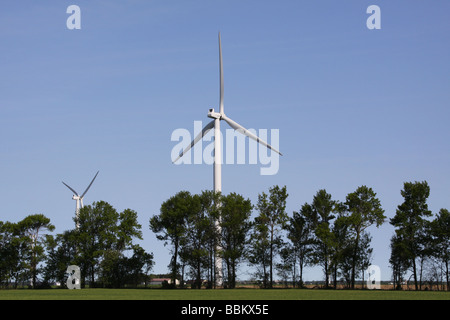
{"left": 62, "top": 171, "right": 99, "bottom": 228}
{"left": 173, "top": 33, "right": 282, "bottom": 285}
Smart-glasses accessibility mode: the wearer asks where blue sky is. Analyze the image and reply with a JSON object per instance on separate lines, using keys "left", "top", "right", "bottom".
{"left": 1, "top": 1, "right": 449, "bottom": 281}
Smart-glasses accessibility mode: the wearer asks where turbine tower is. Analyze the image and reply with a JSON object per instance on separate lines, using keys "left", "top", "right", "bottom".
{"left": 173, "top": 33, "right": 282, "bottom": 286}
{"left": 62, "top": 171, "right": 99, "bottom": 228}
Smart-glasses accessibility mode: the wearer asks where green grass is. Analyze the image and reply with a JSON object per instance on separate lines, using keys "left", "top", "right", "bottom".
{"left": 0, "top": 288, "right": 448, "bottom": 300}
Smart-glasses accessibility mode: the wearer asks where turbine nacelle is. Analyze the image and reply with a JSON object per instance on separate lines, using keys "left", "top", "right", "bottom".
{"left": 208, "top": 108, "right": 222, "bottom": 119}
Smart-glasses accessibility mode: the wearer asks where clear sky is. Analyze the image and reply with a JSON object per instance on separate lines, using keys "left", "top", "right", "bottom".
{"left": 1, "top": 1, "right": 449, "bottom": 281}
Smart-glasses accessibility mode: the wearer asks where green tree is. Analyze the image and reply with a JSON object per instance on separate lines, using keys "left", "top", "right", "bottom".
{"left": 99, "top": 249, "right": 125, "bottom": 288}
{"left": 330, "top": 212, "right": 352, "bottom": 288}
{"left": 18, "top": 214, "right": 55, "bottom": 288}
{"left": 43, "top": 230, "right": 77, "bottom": 287}
{"left": 150, "top": 191, "right": 195, "bottom": 287}
{"left": 247, "top": 218, "right": 270, "bottom": 288}
{"left": 357, "top": 232, "right": 373, "bottom": 287}
{"left": 344, "top": 186, "right": 385, "bottom": 288}
{"left": 254, "top": 185, "right": 288, "bottom": 288}
{"left": 284, "top": 211, "right": 314, "bottom": 288}
{"left": 94, "top": 246, "right": 153, "bottom": 289}
{"left": 276, "top": 244, "right": 295, "bottom": 287}
{"left": 117, "top": 209, "right": 143, "bottom": 252}
{"left": 76, "top": 201, "right": 143, "bottom": 287}
{"left": 303, "top": 189, "right": 337, "bottom": 287}
{"left": 430, "top": 208, "right": 450, "bottom": 290}
{"left": 0, "top": 221, "right": 30, "bottom": 288}
{"left": 220, "top": 192, "right": 252, "bottom": 289}
{"left": 390, "top": 181, "right": 432, "bottom": 290}
{"left": 389, "top": 233, "right": 410, "bottom": 290}
{"left": 76, "top": 201, "right": 119, "bottom": 286}
{"left": 182, "top": 193, "right": 209, "bottom": 289}
{"left": 128, "top": 245, "right": 154, "bottom": 288}
{"left": 198, "top": 190, "right": 222, "bottom": 288}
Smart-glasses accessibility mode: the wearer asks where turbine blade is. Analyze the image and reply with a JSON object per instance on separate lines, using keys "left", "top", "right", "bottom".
{"left": 222, "top": 115, "right": 283, "bottom": 156}
{"left": 81, "top": 171, "right": 99, "bottom": 198}
{"left": 219, "top": 32, "right": 224, "bottom": 115}
{"left": 173, "top": 120, "right": 215, "bottom": 163}
{"left": 62, "top": 181, "right": 79, "bottom": 196}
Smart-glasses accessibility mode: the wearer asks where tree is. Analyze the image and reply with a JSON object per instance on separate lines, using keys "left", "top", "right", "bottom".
{"left": 182, "top": 193, "right": 209, "bottom": 289}
{"left": 276, "top": 244, "right": 295, "bottom": 287}
{"left": 357, "top": 232, "right": 373, "bottom": 288}
{"left": 390, "top": 181, "right": 432, "bottom": 290}
{"left": 76, "top": 201, "right": 119, "bottom": 286}
{"left": 344, "top": 186, "right": 385, "bottom": 288}
{"left": 75, "top": 201, "right": 143, "bottom": 287}
{"left": 18, "top": 214, "right": 55, "bottom": 288}
{"left": 198, "top": 190, "right": 222, "bottom": 288}
{"left": 389, "top": 233, "right": 410, "bottom": 290}
{"left": 254, "top": 185, "right": 288, "bottom": 288}
{"left": 43, "top": 230, "right": 77, "bottom": 287}
{"left": 117, "top": 209, "right": 143, "bottom": 252}
{"left": 302, "top": 189, "right": 337, "bottom": 287}
{"left": 97, "top": 244, "right": 153, "bottom": 288}
{"left": 330, "top": 212, "right": 352, "bottom": 288}
{"left": 247, "top": 218, "right": 271, "bottom": 288}
{"left": 128, "top": 245, "right": 154, "bottom": 288}
{"left": 430, "top": 208, "right": 450, "bottom": 290}
{"left": 284, "top": 211, "right": 314, "bottom": 288}
{"left": 99, "top": 249, "right": 126, "bottom": 288}
{"left": 220, "top": 192, "right": 252, "bottom": 289}
{"left": 150, "top": 191, "right": 196, "bottom": 287}
{"left": 0, "top": 221, "right": 30, "bottom": 288}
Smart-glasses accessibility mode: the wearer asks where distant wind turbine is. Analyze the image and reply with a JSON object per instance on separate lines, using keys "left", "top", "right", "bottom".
{"left": 173, "top": 33, "right": 282, "bottom": 285}
{"left": 62, "top": 171, "right": 99, "bottom": 228}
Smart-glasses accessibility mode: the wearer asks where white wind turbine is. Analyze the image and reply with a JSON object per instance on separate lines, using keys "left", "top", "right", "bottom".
{"left": 62, "top": 171, "right": 99, "bottom": 228}
{"left": 173, "top": 33, "right": 282, "bottom": 285}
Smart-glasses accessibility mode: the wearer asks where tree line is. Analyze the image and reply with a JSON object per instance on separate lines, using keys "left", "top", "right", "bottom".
{"left": 0, "top": 201, "right": 154, "bottom": 289}
{"left": 150, "top": 181, "right": 448, "bottom": 290}
{"left": 0, "top": 181, "right": 448, "bottom": 290}
{"left": 150, "top": 185, "right": 385, "bottom": 289}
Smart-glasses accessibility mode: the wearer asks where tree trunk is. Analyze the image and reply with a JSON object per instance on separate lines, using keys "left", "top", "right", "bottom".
{"left": 333, "top": 267, "right": 337, "bottom": 289}
{"left": 91, "top": 265, "right": 95, "bottom": 287}
{"left": 196, "top": 261, "right": 201, "bottom": 289}
{"left": 292, "top": 255, "right": 297, "bottom": 288}
{"left": 299, "top": 256, "right": 304, "bottom": 288}
{"left": 231, "top": 262, "right": 236, "bottom": 289}
{"left": 269, "top": 229, "right": 273, "bottom": 289}
{"left": 412, "top": 258, "right": 418, "bottom": 290}
{"left": 446, "top": 260, "right": 449, "bottom": 291}
{"left": 351, "top": 233, "right": 360, "bottom": 290}
{"left": 172, "top": 241, "right": 178, "bottom": 288}
{"left": 262, "top": 261, "right": 267, "bottom": 289}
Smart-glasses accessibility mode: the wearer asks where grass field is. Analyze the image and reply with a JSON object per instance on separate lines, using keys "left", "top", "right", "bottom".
{"left": 0, "top": 288, "right": 448, "bottom": 300}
